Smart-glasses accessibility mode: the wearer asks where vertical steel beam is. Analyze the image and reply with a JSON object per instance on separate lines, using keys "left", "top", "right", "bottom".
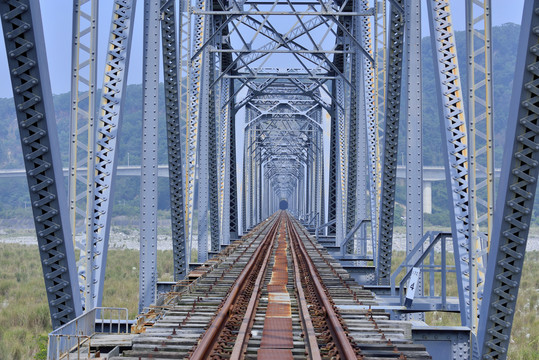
{"left": 345, "top": 52, "right": 360, "bottom": 254}
{"left": 178, "top": 0, "right": 190, "bottom": 161}
{"left": 0, "top": 0, "right": 82, "bottom": 328}
{"left": 328, "top": 85, "right": 338, "bottom": 236}
{"left": 405, "top": 0, "right": 423, "bottom": 294}
{"left": 228, "top": 81, "right": 239, "bottom": 239}
{"left": 256, "top": 160, "right": 263, "bottom": 224}
{"left": 208, "top": 50, "right": 220, "bottom": 252}
{"left": 185, "top": 0, "right": 209, "bottom": 261}
{"left": 138, "top": 0, "right": 160, "bottom": 312}
{"left": 354, "top": 0, "right": 371, "bottom": 257}
{"left": 427, "top": 0, "right": 472, "bottom": 327}
{"left": 91, "top": 0, "right": 137, "bottom": 308}
{"left": 356, "top": 68, "right": 368, "bottom": 257}
{"left": 242, "top": 118, "right": 251, "bottom": 232}
{"left": 160, "top": 0, "right": 188, "bottom": 281}
{"left": 317, "top": 120, "right": 325, "bottom": 228}
{"left": 466, "top": 0, "right": 494, "bottom": 341}
{"left": 336, "top": 78, "right": 347, "bottom": 243}
{"left": 219, "top": 78, "right": 232, "bottom": 244}
{"left": 197, "top": 67, "right": 210, "bottom": 261}
{"left": 376, "top": 0, "right": 405, "bottom": 285}
{"left": 360, "top": 1, "right": 378, "bottom": 255}
{"left": 249, "top": 132, "right": 256, "bottom": 226}
{"left": 69, "top": 0, "right": 98, "bottom": 310}
{"left": 478, "top": 1, "right": 539, "bottom": 357}
{"left": 374, "top": 0, "right": 387, "bottom": 245}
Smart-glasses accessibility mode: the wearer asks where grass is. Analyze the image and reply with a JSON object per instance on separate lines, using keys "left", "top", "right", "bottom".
{"left": 0, "top": 243, "right": 537, "bottom": 359}
{"left": 391, "top": 250, "right": 539, "bottom": 359}
{"left": 0, "top": 243, "right": 174, "bottom": 359}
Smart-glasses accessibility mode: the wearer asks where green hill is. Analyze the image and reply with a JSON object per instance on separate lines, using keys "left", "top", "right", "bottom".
{"left": 0, "top": 23, "right": 528, "bottom": 228}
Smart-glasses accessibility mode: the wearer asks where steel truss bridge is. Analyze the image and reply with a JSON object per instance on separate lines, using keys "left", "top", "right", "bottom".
{"left": 0, "top": 0, "right": 537, "bottom": 358}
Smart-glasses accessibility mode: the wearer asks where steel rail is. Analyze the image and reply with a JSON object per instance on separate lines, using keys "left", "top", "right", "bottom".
{"left": 229, "top": 218, "right": 281, "bottom": 358}
{"left": 288, "top": 217, "right": 323, "bottom": 360}
{"left": 286, "top": 214, "right": 358, "bottom": 359}
{"left": 133, "top": 213, "right": 280, "bottom": 333}
{"left": 190, "top": 213, "right": 282, "bottom": 359}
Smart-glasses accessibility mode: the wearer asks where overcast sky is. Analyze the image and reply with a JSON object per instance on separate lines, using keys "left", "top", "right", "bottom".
{"left": 0, "top": 0, "right": 526, "bottom": 99}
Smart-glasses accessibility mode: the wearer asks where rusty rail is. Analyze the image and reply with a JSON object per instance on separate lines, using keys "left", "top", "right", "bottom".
{"left": 229, "top": 217, "right": 280, "bottom": 359}
{"left": 190, "top": 213, "right": 282, "bottom": 359}
{"left": 288, "top": 218, "right": 323, "bottom": 360}
{"left": 286, "top": 214, "right": 358, "bottom": 359}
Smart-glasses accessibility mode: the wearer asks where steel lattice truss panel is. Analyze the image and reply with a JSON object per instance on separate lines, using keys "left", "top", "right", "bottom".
{"left": 243, "top": 80, "right": 324, "bottom": 223}
{"left": 185, "top": 0, "right": 377, "bottom": 258}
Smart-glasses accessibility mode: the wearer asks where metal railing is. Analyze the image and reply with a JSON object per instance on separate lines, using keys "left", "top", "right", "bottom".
{"left": 47, "top": 307, "right": 129, "bottom": 360}
{"left": 390, "top": 231, "right": 456, "bottom": 308}
{"left": 315, "top": 218, "right": 335, "bottom": 238}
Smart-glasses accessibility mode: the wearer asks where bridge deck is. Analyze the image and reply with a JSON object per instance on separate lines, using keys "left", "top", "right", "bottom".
{"left": 66, "top": 212, "right": 432, "bottom": 359}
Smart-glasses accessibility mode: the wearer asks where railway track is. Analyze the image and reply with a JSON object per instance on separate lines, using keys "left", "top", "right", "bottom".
{"left": 112, "top": 212, "right": 431, "bottom": 359}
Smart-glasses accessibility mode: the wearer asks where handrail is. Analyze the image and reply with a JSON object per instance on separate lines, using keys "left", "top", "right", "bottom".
{"left": 389, "top": 232, "right": 454, "bottom": 307}
{"left": 315, "top": 218, "right": 335, "bottom": 238}
{"left": 47, "top": 307, "right": 129, "bottom": 360}
{"left": 307, "top": 212, "right": 318, "bottom": 226}
{"left": 339, "top": 219, "right": 370, "bottom": 256}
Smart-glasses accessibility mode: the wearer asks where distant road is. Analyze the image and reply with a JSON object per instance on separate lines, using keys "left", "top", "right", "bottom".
{"left": 0, "top": 165, "right": 500, "bottom": 181}
{"left": 0, "top": 165, "right": 171, "bottom": 178}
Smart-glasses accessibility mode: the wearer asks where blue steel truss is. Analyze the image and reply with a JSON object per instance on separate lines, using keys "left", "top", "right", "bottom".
{"left": 478, "top": 0, "right": 539, "bottom": 358}
{"left": 1, "top": 1, "right": 538, "bottom": 358}
{"left": 376, "top": 0, "right": 405, "bottom": 285}
{"left": 0, "top": 0, "right": 81, "bottom": 328}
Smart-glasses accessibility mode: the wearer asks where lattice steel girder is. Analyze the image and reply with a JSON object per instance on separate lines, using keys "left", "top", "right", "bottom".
{"left": 219, "top": 78, "right": 233, "bottom": 244}
{"left": 228, "top": 80, "right": 239, "bottom": 239}
{"left": 242, "top": 80, "right": 323, "bottom": 225}
{"left": 478, "top": 1, "right": 539, "bottom": 358}
{"left": 69, "top": 0, "right": 98, "bottom": 310}
{"left": 207, "top": 3, "right": 367, "bottom": 97}
{"left": 90, "top": 0, "right": 137, "bottom": 309}
{"left": 161, "top": 0, "right": 188, "bottom": 281}
{"left": 376, "top": 0, "right": 405, "bottom": 285}
{"left": 335, "top": 77, "right": 347, "bottom": 243}
{"left": 327, "top": 77, "right": 338, "bottom": 236}
{"left": 345, "top": 34, "right": 360, "bottom": 254}
{"left": 138, "top": 0, "right": 160, "bottom": 313}
{"left": 192, "top": 9, "right": 374, "bottom": 16}
{"left": 185, "top": 0, "right": 210, "bottom": 259}
{"left": 466, "top": 0, "right": 494, "bottom": 340}
{"left": 178, "top": 0, "right": 190, "bottom": 161}
{"left": 358, "top": 0, "right": 378, "bottom": 253}
{"left": 427, "top": 0, "right": 472, "bottom": 327}
{"left": 373, "top": 0, "right": 386, "bottom": 246}
{"left": 209, "top": 47, "right": 220, "bottom": 253}
{"left": 0, "top": 0, "right": 82, "bottom": 328}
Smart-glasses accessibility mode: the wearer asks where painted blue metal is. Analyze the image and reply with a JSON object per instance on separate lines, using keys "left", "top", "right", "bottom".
{"left": 412, "top": 327, "right": 470, "bottom": 360}
{"left": 138, "top": 0, "right": 160, "bottom": 313}
{"left": 376, "top": 0, "right": 405, "bottom": 285}
{"left": 0, "top": 0, "right": 531, "bottom": 353}
{"left": 478, "top": 0, "right": 539, "bottom": 357}
{"left": 427, "top": 0, "right": 472, "bottom": 328}
{"left": 160, "top": 0, "right": 188, "bottom": 281}
{"left": 0, "top": 0, "right": 82, "bottom": 328}
{"left": 91, "top": 0, "right": 137, "bottom": 309}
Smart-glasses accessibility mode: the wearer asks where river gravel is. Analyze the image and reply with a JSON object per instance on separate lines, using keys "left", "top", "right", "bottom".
{"left": 1, "top": 229, "right": 538, "bottom": 252}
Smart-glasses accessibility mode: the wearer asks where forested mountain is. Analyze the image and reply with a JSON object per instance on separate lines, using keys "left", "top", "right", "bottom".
{"left": 0, "top": 23, "right": 525, "bottom": 227}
